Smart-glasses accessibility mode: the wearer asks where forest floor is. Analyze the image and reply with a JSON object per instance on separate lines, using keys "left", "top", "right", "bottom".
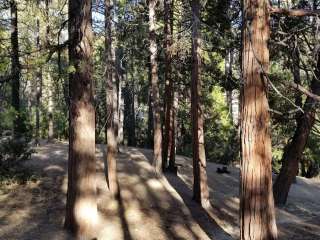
{"left": 0, "top": 141, "right": 320, "bottom": 240}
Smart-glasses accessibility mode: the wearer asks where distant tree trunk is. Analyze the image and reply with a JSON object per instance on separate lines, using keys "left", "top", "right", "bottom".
{"left": 35, "top": 4, "right": 42, "bottom": 145}
{"left": 10, "top": 0, "right": 21, "bottom": 137}
{"left": 240, "top": 1, "right": 277, "bottom": 239}
{"left": 146, "top": 62, "right": 154, "bottom": 149}
{"left": 47, "top": 70, "right": 54, "bottom": 141}
{"left": 168, "top": 89, "right": 178, "bottom": 170}
{"left": 46, "top": 0, "right": 54, "bottom": 142}
{"left": 105, "top": 0, "right": 118, "bottom": 197}
{"left": 190, "top": 0, "right": 209, "bottom": 208}
{"left": 118, "top": 74, "right": 124, "bottom": 146}
{"left": 149, "top": 0, "right": 162, "bottom": 175}
{"left": 273, "top": 45, "right": 320, "bottom": 206}
{"left": 64, "top": 0, "right": 98, "bottom": 237}
{"left": 123, "top": 79, "right": 136, "bottom": 146}
{"left": 163, "top": 0, "right": 175, "bottom": 171}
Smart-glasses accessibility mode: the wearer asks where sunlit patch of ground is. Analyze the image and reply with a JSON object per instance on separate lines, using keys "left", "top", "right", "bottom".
{"left": 0, "top": 141, "right": 319, "bottom": 239}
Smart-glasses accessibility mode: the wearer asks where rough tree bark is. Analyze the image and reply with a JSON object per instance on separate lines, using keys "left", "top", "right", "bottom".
{"left": 10, "top": 0, "right": 21, "bottom": 137}
{"left": 162, "top": 0, "right": 175, "bottom": 171}
{"left": 64, "top": 0, "right": 98, "bottom": 237}
{"left": 240, "top": 0, "right": 277, "bottom": 239}
{"left": 149, "top": 0, "right": 162, "bottom": 175}
{"left": 105, "top": 0, "right": 118, "bottom": 197}
{"left": 190, "top": 0, "right": 210, "bottom": 208}
{"left": 273, "top": 42, "right": 320, "bottom": 206}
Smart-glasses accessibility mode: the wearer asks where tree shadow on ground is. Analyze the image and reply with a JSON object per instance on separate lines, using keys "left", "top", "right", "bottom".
{"left": 165, "top": 173, "right": 234, "bottom": 240}
{"left": 125, "top": 147, "right": 233, "bottom": 240}
{"left": 0, "top": 142, "right": 72, "bottom": 240}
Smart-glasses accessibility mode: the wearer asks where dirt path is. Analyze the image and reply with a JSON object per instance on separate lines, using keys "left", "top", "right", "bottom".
{"left": 0, "top": 142, "right": 319, "bottom": 240}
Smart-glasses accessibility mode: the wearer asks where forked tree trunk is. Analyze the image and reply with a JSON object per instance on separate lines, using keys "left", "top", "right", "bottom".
{"left": 10, "top": 0, "right": 21, "bottom": 137}
{"left": 273, "top": 46, "right": 320, "bottom": 206}
{"left": 240, "top": 1, "right": 277, "bottom": 239}
{"left": 149, "top": 0, "right": 162, "bottom": 175}
{"left": 64, "top": 0, "right": 98, "bottom": 237}
{"left": 191, "top": 0, "right": 210, "bottom": 208}
{"left": 105, "top": 0, "right": 118, "bottom": 197}
{"left": 163, "top": 0, "right": 174, "bottom": 170}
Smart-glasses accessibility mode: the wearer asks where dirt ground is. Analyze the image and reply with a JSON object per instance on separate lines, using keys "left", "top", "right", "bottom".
{"left": 0, "top": 142, "right": 319, "bottom": 240}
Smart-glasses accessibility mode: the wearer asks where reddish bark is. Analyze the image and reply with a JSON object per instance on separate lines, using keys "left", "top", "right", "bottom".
{"left": 64, "top": 0, "right": 98, "bottom": 237}
{"left": 240, "top": 0, "right": 277, "bottom": 239}
{"left": 191, "top": 0, "right": 210, "bottom": 208}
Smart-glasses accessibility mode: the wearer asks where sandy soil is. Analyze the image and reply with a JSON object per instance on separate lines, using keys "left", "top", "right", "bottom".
{"left": 0, "top": 142, "right": 319, "bottom": 240}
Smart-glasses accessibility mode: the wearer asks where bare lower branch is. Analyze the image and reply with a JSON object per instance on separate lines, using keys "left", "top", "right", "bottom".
{"left": 288, "top": 82, "right": 320, "bottom": 102}
{"left": 269, "top": 7, "right": 320, "bottom": 17}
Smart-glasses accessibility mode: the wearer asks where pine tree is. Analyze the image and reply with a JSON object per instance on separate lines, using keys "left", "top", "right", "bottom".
{"left": 240, "top": 0, "right": 277, "bottom": 239}
{"left": 64, "top": 0, "right": 98, "bottom": 237}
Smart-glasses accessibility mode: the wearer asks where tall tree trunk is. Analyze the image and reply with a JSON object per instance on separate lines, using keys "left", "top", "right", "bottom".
{"left": 190, "top": 0, "right": 209, "bottom": 208}
{"left": 46, "top": 0, "right": 54, "bottom": 142}
{"left": 163, "top": 0, "right": 175, "bottom": 171}
{"left": 240, "top": 1, "right": 277, "bottom": 239}
{"left": 273, "top": 44, "right": 320, "bottom": 206}
{"left": 35, "top": 3, "right": 42, "bottom": 145}
{"left": 10, "top": 0, "right": 21, "bottom": 137}
{"left": 149, "top": 0, "right": 162, "bottom": 175}
{"left": 64, "top": 0, "right": 98, "bottom": 237}
{"left": 105, "top": 0, "right": 118, "bottom": 197}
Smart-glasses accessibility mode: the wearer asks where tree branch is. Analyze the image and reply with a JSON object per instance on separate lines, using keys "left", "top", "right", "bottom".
{"left": 269, "top": 7, "right": 320, "bottom": 17}
{"left": 288, "top": 82, "right": 320, "bottom": 102}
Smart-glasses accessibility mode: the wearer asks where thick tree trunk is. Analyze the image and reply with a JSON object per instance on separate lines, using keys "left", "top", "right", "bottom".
{"left": 240, "top": 1, "right": 277, "bottom": 239}
{"left": 10, "top": 0, "right": 21, "bottom": 137}
{"left": 64, "top": 0, "right": 98, "bottom": 237}
{"left": 162, "top": 0, "right": 174, "bottom": 170}
{"left": 191, "top": 0, "right": 210, "bottom": 208}
{"left": 105, "top": 0, "right": 118, "bottom": 197}
{"left": 149, "top": 0, "right": 162, "bottom": 175}
{"left": 273, "top": 47, "right": 320, "bottom": 206}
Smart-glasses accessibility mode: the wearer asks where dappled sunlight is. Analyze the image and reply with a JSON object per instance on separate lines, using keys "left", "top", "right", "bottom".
{"left": 2, "top": 142, "right": 320, "bottom": 239}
